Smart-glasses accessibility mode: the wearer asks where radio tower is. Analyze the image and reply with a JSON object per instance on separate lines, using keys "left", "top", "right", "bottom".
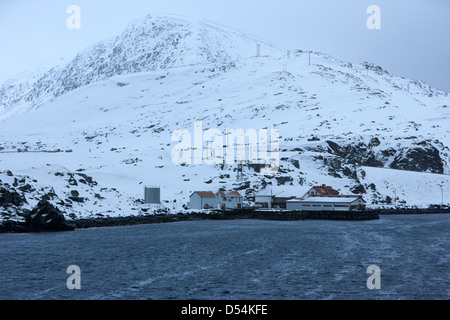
{"left": 237, "top": 162, "right": 244, "bottom": 181}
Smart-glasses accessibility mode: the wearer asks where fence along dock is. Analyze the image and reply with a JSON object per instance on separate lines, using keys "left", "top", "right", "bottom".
{"left": 222, "top": 209, "right": 380, "bottom": 221}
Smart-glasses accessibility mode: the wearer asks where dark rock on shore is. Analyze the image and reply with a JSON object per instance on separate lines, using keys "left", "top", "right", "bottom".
{"left": 23, "top": 200, "right": 75, "bottom": 232}
{"left": 0, "top": 200, "right": 75, "bottom": 233}
{"left": 0, "top": 220, "right": 29, "bottom": 233}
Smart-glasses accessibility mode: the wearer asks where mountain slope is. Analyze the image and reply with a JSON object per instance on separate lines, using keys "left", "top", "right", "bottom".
{"left": 0, "top": 14, "right": 280, "bottom": 120}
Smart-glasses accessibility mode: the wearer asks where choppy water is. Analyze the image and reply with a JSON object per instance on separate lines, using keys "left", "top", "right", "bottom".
{"left": 0, "top": 215, "right": 449, "bottom": 300}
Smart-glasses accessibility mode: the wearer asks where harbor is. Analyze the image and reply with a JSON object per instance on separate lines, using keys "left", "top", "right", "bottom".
{"left": 72, "top": 206, "right": 450, "bottom": 230}
{"left": 72, "top": 209, "right": 379, "bottom": 230}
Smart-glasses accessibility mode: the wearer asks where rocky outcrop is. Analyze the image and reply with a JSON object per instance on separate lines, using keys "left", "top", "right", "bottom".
{"left": 390, "top": 145, "right": 444, "bottom": 174}
{"left": 324, "top": 139, "right": 444, "bottom": 174}
{"left": 23, "top": 200, "right": 75, "bottom": 232}
{"left": 0, "top": 187, "right": 26, "bottom": 207}
{"left": 1, "top": 200, "right": 75, "bottom": 233}
{"left": 325, "top": 140, "right": 384, "bottom": 167}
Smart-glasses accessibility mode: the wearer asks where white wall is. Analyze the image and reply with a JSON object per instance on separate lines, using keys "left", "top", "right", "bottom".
{"left": 190, "top": 193, "right": 219, "bottom": 210}
{"left": 286, "top": 202, "right": 336, "bottom": 211}
{"left": 218, "top": 197, "right": 243, "bottom": 209}
{"left": 286, "top": 201, "right": 353, "bottom": 211}
{"left": 255, "top": 195, "right": 272, "bottom": 208}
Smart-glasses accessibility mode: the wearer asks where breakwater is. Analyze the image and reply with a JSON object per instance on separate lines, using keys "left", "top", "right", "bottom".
{"left": 72, "top": 209, "right": 380, "bottom": 230}
{"left": 377, "top": 207, "right": 450, "bottom": 215}
{"left": 6, "top": 207, "right": 450, "bottom": 233}
{"left": 73, "top": 206, "right": 450, "bottom": 230}
{"left": 250, "top": 209, "right": 379, "bottom": 221}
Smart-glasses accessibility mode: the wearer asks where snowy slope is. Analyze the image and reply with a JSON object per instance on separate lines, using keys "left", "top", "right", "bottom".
{"left": 0, "top": 14, "right": 280, "bottom": 120}
{"left": 1, "top": 15, "right": 450, "bottom": 222}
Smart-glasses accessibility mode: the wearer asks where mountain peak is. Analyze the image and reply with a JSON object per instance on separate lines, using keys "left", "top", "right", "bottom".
{"left": 0, "top": 14, "right": 280, "bottom": 119}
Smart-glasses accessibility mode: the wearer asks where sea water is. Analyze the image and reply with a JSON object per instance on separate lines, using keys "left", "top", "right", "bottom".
{"left": 0, "top": 215, "right": 448, "bottom": 300}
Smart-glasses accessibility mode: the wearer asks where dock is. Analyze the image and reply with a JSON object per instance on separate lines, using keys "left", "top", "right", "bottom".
{"left": 216, "top": 208, "right": 380, "bottom": 221}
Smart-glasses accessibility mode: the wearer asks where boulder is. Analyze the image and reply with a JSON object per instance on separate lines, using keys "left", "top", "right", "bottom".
{"left": 70, "top": 190, "right": 80, "bottom": 197}
{"left": 0, "top": 220, "right": 28, "bottom": 233}
{"left": 18, "top": 184, "right": 34, "bottom": 193}
{"left": 0, "top": 187, "right": 26, "bottom": 207}
{"left": 390, "top": 146, "right": 444, "bottom": 174}
{"left": 24, "top": 200, "right": 75, "bottom": 232}
{"left": 68, "top": 196, "right": 85, "bottom": 203}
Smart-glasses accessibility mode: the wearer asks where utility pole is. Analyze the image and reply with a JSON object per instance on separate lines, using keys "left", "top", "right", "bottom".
{"left": 205, "top": 140, "right": 213, "bottom": 162}
{"left": 270, "top": 189, "right": 273, "bottom": 210}
{"left": 309, "top": 51, "right": 311, "bottom": 66}
{"left": 442, "top": 187, "right": 444, "bottom": 206}
{"left": 237, "top": 162, "right": 243, "bottom": 181}
{"left": 394, "top": 189, "right": 397, "bottom": 208}
{"left": 224, "top": 131, "right": 230, "bottom": 170}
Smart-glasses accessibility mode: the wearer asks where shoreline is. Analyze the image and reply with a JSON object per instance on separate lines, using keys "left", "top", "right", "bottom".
{"left": 71, "top": 208, "right": 450, "bottom": 230}
{"left": 1, "top": 208, "right": 449, "bottom": 233}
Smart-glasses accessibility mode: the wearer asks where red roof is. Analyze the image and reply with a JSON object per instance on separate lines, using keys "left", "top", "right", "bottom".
{"left": 192, "top": 190, "right": 242, "bottom": 199}
{"left": 216, "top": 191, "right": 242, "bottom": 198}
{"left": 193, "top": 191, "right": 216, "bottom": 198}
{"left": 312, "top": 185, "right": 340, "bottom": 196}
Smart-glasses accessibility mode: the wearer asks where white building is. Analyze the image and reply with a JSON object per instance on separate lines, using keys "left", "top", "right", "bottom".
{"left": 286, "top": 196, "right": 366, "bottom": 212}
{"left": 303, "top": 185, "right": 340, "bottom": 198}
{"left": 189, "top": 190, "right": 243, "bottom": 210}
{"left": 189, "top": 192, "right": 218, "bottom": 210}
{"left": 255, "top": 188, "right": 304, "bottom": 209}
{"left": 216, "top": 191, "right": 244, "bottom": 210}
{"left": 254, "top": 194, "right": 273, "bottom": 209}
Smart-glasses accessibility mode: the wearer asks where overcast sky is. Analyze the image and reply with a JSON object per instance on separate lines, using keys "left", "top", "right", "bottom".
{"left": 0, "top": 0, "right": 449, "bottom": 92}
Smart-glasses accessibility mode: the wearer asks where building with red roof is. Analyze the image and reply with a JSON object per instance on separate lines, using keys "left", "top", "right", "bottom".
{"left": 190, "top": 190, "right": 243, "bottom": 210}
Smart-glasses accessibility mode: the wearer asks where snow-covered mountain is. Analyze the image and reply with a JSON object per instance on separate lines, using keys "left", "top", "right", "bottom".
{"left": 1, "top": 14, "right": 450, "bottom": 223}
{"left": 0, "top": 14, "right": 279, "bottom": 120}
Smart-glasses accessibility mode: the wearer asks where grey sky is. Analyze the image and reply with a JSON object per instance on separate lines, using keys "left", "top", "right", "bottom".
{"left": 0, "top": 0, "right": 449, "bottom": 92}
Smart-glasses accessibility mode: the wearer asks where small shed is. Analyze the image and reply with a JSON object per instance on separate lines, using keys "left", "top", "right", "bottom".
{"left": 144, "top": 186, "right": 161, "bottom": 204}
